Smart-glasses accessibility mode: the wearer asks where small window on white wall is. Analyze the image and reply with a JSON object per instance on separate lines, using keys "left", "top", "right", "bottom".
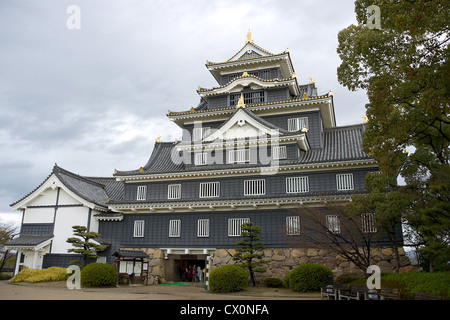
{"left": 286, "top": 176, "right": 309, "bottom": 193}
{"left": 168, "top": 184, "right": 181, "bottom": 199}
{"left": 169, "top": 220, "right": 181, "bottom": 237}
{"left": 288, "top": 117, "right": 308, "bottom": 132}
{"left": 326, "top": 215, "right": 341, "bottom": 234}
{"left": 137, "top": 186, "right": 147, "bottom": 200}
{"left": 133, "top": 220, "right": 145, "bottom": 237}
{"left": 272, "top": 146, "right": 287, "bottom": 159}
{"left": 228, "top": 218, "right": 250, "bottom": 236}
{"left": 244, "top": 179, "right": 266, "bottom": 196}
{"left": 286, "top": 216, "right": 300, "bottom": 235}
{"left": 197, "top": 219, "right": 210, "bottom": 237}
{"left": 336, "top": 173, "right": 354, "bottom": 191}
{"left": 194, "top": 152, "right": 207, "bottom": 165}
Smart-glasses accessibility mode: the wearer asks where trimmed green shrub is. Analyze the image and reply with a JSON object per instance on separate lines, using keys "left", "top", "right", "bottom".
{"left": 381, "top": 272, "right": 450, "bottom": 299}
{"left": 209, "top": 265, "right": 248, "bottom": 293}
{"left": 264, "top": 277, "right": 283, "bottom": 288}
{"left": 10, "top": 267, "right": 69, "bottom": 283}
{"left": 287, "top": 263, "right": 334, "bottom": 292}
{"left": 80, "top": 263, "right": 117, "bottom": 287}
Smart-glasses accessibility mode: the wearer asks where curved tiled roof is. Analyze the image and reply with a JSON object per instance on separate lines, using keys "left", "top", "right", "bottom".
{"left": 114, "top": 123, "right": 372, "bottom": 178}
{"left": 299, "top": 125, "right": 371, "bottom": 163}
{"left": 10, "top": 165, "right": 123, "bottom": 208}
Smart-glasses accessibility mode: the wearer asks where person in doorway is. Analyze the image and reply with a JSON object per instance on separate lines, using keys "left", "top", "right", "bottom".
{"left": 187, "top": 265, "right": 193, "bottom": 282}
{"left": 193, "top": 265, "right": 197, "bottom": 282}
{"left": 197, "top": 265, "right": 202, "bottom": 282}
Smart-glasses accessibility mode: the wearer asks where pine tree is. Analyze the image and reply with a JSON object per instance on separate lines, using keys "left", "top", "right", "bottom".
{"left": 232, "top": 222, "right": 265, "bottom": 287}
{"left": 67, "top": 225, "right": 106, "bottom": 266}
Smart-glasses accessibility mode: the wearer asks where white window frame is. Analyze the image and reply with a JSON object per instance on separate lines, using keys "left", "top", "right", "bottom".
{"left": 169, "top": 220, "right": 181, "bottom": 237}
{"left": 228, "top": 149, "right": 250, "bottom": 163}
{"left": 136, "top": 185, "right": 147, "bottom": 201}
{"left": 193, "top": 127, "right": 210, "bottom": 141}
{"left": 194, "top": 152, "right": 207, "bottom": 165}
{"left": 326, "top": 215, "right": 341, "bottom": 234}
{"left": 197, "top": 219, "right": 210, "bottom": 237}
{"left": 362, "top": 213, "right": 377, "bottom": 233}
{"left": 228, "top": 218, "right": 250, "bottom": 237}
{"left": 336, "top": 173, "right": 354, "bottom": 191}
{"left": 286, "top": 216, "right": 301, "bottom": 235}
{"left": 168, "top": 184, "right": 181, "bottom": 199}
{"left": 199, "top": 182, "right": 220, "bottom": 198}
{"left": 286, "top": 176, "right": 309, "bottom": 193}
{"left": 288, "top": 117, "right": 309, "bottom": 132}
{"left": 244, "top": 179, "right": 266, "bottom": 196}
{"left": 272, "top": 145, "right": 287, "bottom": 160}
{"left": 133, "top": 220, "right": 145, "bottom": 238}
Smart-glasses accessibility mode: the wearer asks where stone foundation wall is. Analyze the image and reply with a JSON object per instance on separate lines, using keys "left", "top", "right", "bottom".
{"left": 211, "top": 247, "right": 412, "bottom": 281}
{"left": 121, "top": 246, "right": 412, "bottom": 284}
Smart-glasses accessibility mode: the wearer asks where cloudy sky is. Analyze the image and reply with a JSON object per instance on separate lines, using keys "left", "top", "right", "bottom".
{"left": 0, "top": 0, "right": 369, "bottom": 226}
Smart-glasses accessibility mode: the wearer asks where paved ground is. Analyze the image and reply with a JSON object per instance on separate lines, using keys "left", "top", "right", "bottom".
{"left": 0, "top": 280, "right": 321, "bottom": 300}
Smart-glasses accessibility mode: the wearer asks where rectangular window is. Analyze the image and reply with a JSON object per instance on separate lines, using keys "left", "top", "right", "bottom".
{"left": 136, "top": 186, "right": 147, "bottom": 201}
{"left": 193, "top": 127, "right": 210, "bottom": 141}
{"left": 228, "top": 218, "right": 250, "bottom": 237}
{"left": 199, "top": 182, "right": 220, "bottom": 198}
{"left": 272, "top": 146, "right": 287, "bottom": 159}
{"left": 286, "top": 216, "right": 301, "bottom": 235}
{"left": 197, "top": 219, "right": 210, "bottom": 237}
{"left": 362, "top": 213, "right": 377, "bottom": 233}
{"left": 286, "top": 176, "right": 309, "bottom": 193}
{"left": 336, "top": 173, "right": 354, "bottom": 191}
{"left": 194, "top": 152, "right": 207, "bottom": 165}
{"left": 228, "top": 149, "right": 250, "bottom": 163}
{"left": 288, "top": 117, "right": 309, "bottom": 132}
{"left": 169, "top": 220, "right": 181, "bottom": 237}
{"left": 326, "top": 215, "right": 341, "bottom": 234}
{"left": 244, "top": 179, "right": 266, "bottom": 196}
{"left": 168, "top": 184, "right": 181, "bottom": 199}
{"left": 133, "top": 220, "right": 145, "bottom": 238}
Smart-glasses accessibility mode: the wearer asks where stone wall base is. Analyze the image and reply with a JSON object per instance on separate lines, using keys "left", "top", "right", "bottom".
{"left": 121, "top": 246, "right": 412, "bottom": 284}
{"left": 211, "top": 247, "right": 412, "bottom": 281}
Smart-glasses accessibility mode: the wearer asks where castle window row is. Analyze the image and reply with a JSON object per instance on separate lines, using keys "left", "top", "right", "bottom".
{"left": 135, "top": 173, "right": 355, "bottom": 201}
{"left": 131, "top": 213, "right": 378, "bottom": 239}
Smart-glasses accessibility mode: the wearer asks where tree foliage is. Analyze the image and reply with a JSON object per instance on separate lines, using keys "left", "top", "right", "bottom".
{"left": 66, "top": 225, "right": 106, "bottom": 266}
{"left": 337, "top": 0, "right": 450, "bottom": 271}
{"left": 232, "top": 222, "right": 265, "bottom": 287}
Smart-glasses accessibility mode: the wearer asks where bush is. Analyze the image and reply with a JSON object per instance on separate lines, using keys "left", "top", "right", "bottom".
{"left": 286, "top": 263, "right": 334, "bottom": 292}
{"left": 381, "top": 272, "right": 450, "bottom": 299}
{"left": 10, "top": 267, "right": 69, "bottom": 283}
{"left": 209, "top": 265, "right": 248, "bottom": 293}
{"left": 264, "top": 277, "right": 283, "bottom": 288}
{"left": 80, "top": 263, "right": 117, "bottom": 287}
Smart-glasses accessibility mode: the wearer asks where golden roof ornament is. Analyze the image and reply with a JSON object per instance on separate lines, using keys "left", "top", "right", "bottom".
{"left": 139, "top": 166, "right": 144, "bottom": 173}
{"left": 308, "top": 76, "right": 315, "bottom": 84}
{"left": 246, "top": 30, "right": 253, "bottom": 44}
{"left": 362, "top": 114, "right": 368, "bottom": 124}
{"left": 236, "top": 94, "right": 246, "bottom": 108}
{"left": 190, "top": 106, "right": 195, "bottom": 113}
{"left": 156, "top": 135, "right": 161, "bottom": 142}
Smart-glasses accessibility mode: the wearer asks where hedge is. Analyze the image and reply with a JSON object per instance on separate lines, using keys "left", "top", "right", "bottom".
{"left": 80, "top": 263, "right": 117, "bottom": 287}
{"left": 284, "top": 263, "right": 334, "bottom": 292}
{"left": 10, "top": 267, "right": 69, "bottom": 283}
{"left": 380, "top": 272, "right": 450, "bottom": 299}
{"left": 209, "top": 265, "right": 248, "bottom": 293}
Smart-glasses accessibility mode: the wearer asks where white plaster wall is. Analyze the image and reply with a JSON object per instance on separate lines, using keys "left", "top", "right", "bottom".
{"left": 53, "top": 206, "right": 91, "bottom": 253}
{"left": 26, "top": 188, "right": 58, "bottom": 206}
{"left": 22, "top": 207, "right": 54, "bottom": 224}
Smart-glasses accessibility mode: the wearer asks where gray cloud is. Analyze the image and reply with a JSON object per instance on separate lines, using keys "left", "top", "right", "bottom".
{"left": 0, "top": 0, "right": 369, "bottom": 216}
